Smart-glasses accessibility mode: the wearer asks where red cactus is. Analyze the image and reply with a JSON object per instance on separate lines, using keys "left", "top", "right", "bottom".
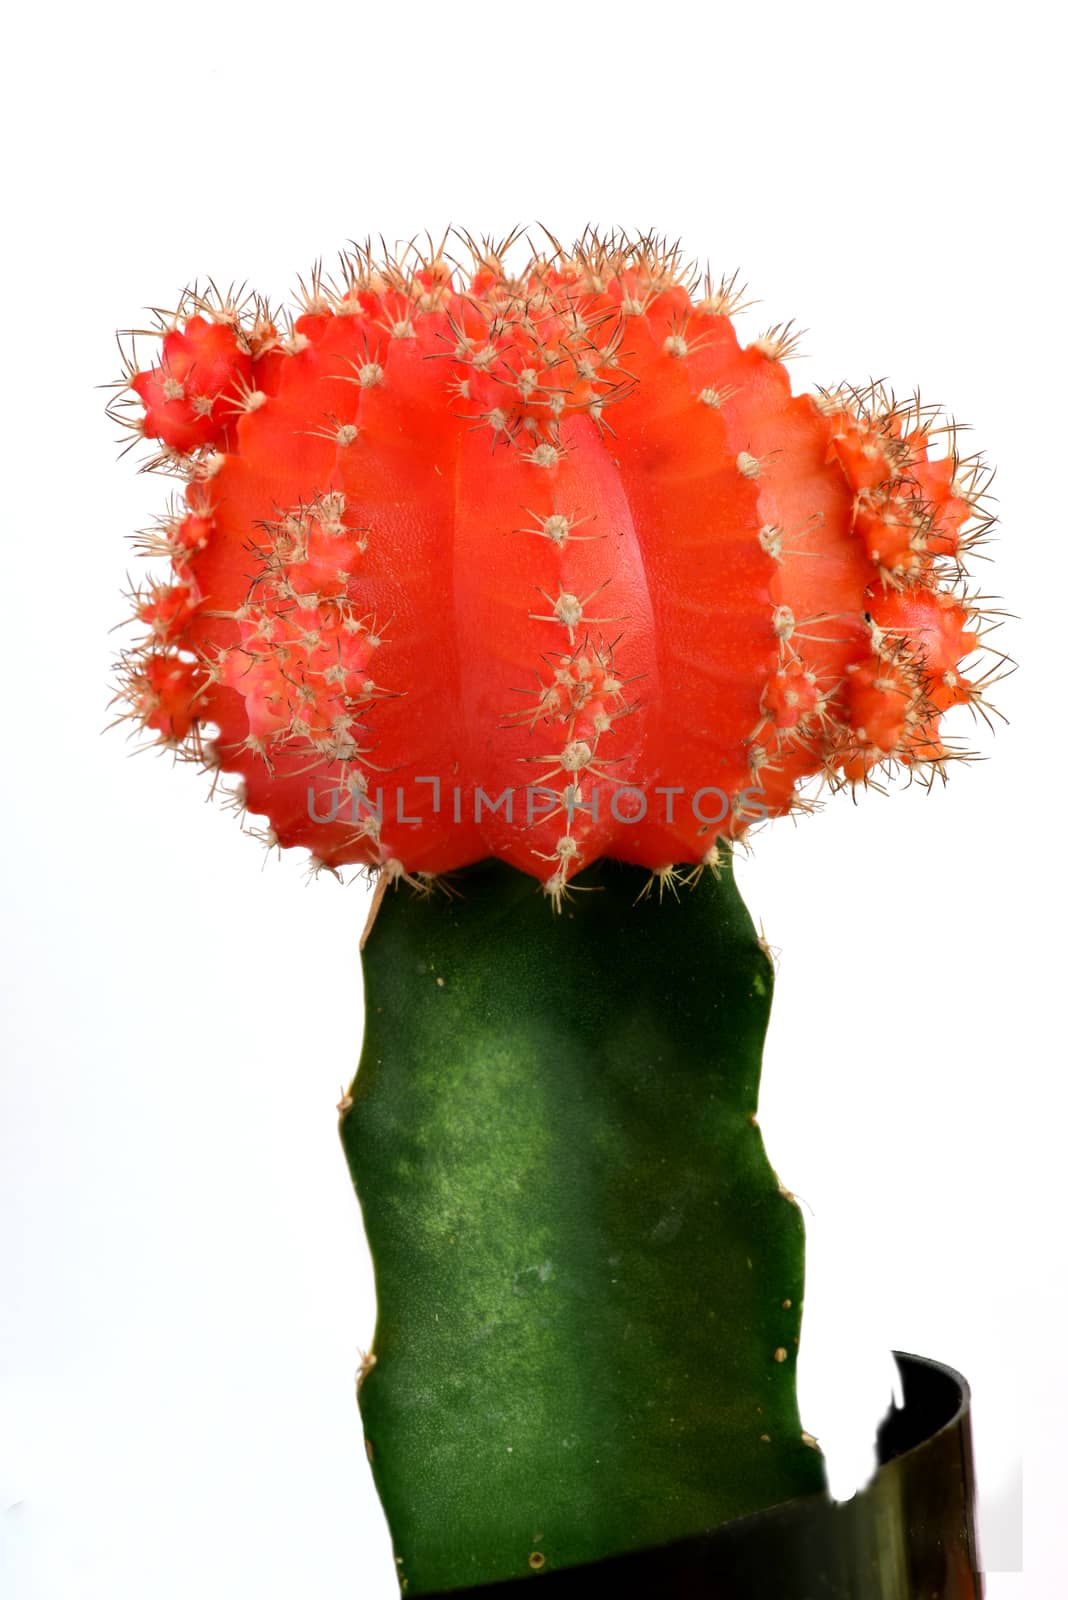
{"left": 130, "top": 314, "right": 254, "bottom": 455}
{"left": 110, "top": 231, "right": 1001, "bottom": 902}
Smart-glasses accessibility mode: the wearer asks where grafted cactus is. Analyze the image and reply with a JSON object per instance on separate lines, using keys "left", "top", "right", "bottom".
{"left": 108, "top": 228, "right": 1001, "bottom": 1594}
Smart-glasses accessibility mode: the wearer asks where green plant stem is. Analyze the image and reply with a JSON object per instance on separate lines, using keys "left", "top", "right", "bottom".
{"left": 340, "top": 855, "right": 825, "bottom": 1593}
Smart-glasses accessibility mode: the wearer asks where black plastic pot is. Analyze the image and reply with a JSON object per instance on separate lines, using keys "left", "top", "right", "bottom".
{"left": 426, "top": 1352, "right": 983, "bottom": 1598}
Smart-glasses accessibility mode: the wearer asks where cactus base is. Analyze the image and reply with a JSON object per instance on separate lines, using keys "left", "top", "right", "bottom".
{"left": 342, "top": 855, "right": 825, "bottom": 1592}
{"left": 420, "top": 1352, "right": 984, "bottom": 1598}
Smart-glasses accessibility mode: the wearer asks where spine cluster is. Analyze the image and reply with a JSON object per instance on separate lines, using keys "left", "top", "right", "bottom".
{"left": 109, "top": 229, "right": 1003, "bottom": 900}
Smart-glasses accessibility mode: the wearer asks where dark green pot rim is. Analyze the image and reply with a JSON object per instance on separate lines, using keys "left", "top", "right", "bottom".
{"left": 422, "top": 1351, "right": 983, "bottom": 1598}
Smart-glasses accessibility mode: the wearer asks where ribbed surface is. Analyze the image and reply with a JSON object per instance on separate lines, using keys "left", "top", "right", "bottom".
{"left": 111, "top": 231, "right": 995, "bottom": 895}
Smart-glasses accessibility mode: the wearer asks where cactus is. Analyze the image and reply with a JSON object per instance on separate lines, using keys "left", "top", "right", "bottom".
{"left": 109, "top": 229, "right": 1001, "bottom": 1593}
{"left": 345, "top": 854, "right": 821, "bottom": 1592}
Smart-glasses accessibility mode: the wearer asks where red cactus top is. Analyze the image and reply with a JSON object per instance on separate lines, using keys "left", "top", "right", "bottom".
{"left": 111, "top": 231, "right": 997, "bottom": 902}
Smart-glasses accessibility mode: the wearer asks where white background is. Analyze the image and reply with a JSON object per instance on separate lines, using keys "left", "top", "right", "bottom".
{"left": 1, "top": 2, "right": 1061, "bottom": 1595}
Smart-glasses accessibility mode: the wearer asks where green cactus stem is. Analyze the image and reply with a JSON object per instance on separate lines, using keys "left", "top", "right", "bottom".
{"left": 340, "top": 853, "right": 825, "bottom": 1593}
